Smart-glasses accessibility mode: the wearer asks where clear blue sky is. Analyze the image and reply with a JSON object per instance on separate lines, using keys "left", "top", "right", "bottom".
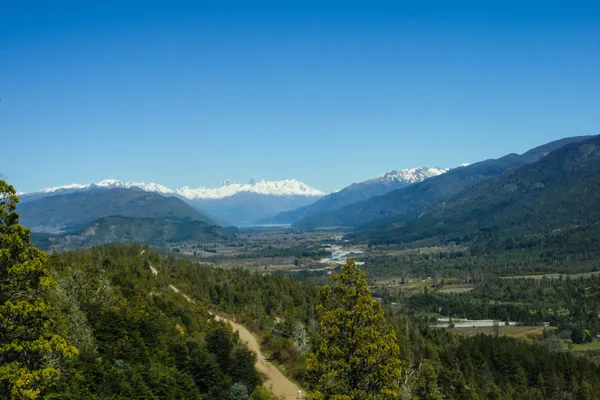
{"left": 2, "top": 1, "right": 599, "bottom": 194}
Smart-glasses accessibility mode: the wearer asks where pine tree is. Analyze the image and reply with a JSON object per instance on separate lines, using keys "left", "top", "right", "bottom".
{"left": 413, "top": 362, "right": 443, "bottom": 400}
{"left": 307, "top": 260, "right": 402, "bottom": 400}
{"left": 0, "top": 181, "right": 77, "bottom": 399}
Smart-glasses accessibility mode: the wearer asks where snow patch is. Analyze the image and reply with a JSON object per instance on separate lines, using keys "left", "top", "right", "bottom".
{"left": 37, "top": 179, "right": 175, "bottom": 195}
{"left": 368, "top": 167, "right": 449, "bottom": 185}
{"left": 176, "top": 179, "right": 324, "bottom": 200}
{"left": 32, "top": 178, "right": 324, "bottom": 200}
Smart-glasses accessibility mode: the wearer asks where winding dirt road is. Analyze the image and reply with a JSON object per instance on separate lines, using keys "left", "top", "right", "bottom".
{"left": 214, "top": 315, "right": 303, "bottom": 400}
{"left": 150, "top": 256, "right": 303, "bottom": 399}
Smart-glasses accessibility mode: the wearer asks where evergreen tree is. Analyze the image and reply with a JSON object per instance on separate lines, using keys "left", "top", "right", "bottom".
{"left": 0, "top": 181, "right": 77, "bottom": 398}
{"left": 229, "top": 382, "right": 249, "bottom": 400}
{"left": 307, "top": 260, "right": 402, "bottom": 400}
{"left": 413, "top": 362, "right": 443, "bottom": 400}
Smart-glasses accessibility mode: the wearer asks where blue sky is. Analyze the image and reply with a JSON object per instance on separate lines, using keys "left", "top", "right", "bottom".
{"left": 2, "top": 1, "right": 599, "bottom": 194}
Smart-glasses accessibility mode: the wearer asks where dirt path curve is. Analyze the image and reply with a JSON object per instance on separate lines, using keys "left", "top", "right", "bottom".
{"left": 147, "top": 254, "right": 303, "bottom": 399}
{"left": 164, "top": 282, "right": 302, "bottom": 399}
{"left": 214, "top": 315, "right": 303, "bottom": 400}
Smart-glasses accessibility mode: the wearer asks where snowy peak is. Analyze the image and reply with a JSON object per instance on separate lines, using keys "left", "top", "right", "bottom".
{"left": 30, "top": 178, "right": 323, "bottom": 200}
{"left": 39, "top": 183, "right": 88, "bottom": 194}
{"left": 176, "top": 179, "right": 324, "bottom": 200}
{"left": 369, "top": 167, "right": 449, "bottom": 185}
{"left": 93, "top": 179, "right": 175, "bottom": 194}
{"left": 37, "top": 179, "right": 175, "bottom": 195}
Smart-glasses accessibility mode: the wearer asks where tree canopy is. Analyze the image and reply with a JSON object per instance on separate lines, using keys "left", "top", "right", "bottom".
{"left": 307, "top": 260, "right": 402, "bottom": 399}
{"left": 0, "top": 180, "right": 77, "bottom": 399}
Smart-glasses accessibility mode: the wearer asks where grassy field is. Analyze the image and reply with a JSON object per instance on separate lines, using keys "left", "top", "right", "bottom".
{"left": 437, "top": 284, "right": 474, "bottom": 293}
{"left": 502, "top": 271, "right": 600, "bottom": 280}
{"left": 570, "top": 341, "right": 600, "bottom": 352}
{"left": 372, "top": 245, "right": 468, "bottom": 256}
{"left": 448, "top": 325, "right": 552, "bottom": 342}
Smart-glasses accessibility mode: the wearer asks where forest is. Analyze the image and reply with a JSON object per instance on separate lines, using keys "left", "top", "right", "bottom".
{"left": 6, "top": 241, "right": 600, "bottom": 398}
{"left": 4, "top": 178, "right": 600, "bottom": 399}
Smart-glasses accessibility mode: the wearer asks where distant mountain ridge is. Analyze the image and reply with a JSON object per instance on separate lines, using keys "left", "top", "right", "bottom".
{"left": 263, "top": 167, "right": 449, "bottom": 225}
{"left": 19, "top": 179, "right": 175, "bottom": 201}
{"left": 294, "top": 136, "right": 592, "bottom": 229}
{"left": 176, "top": 179, "right": 323, "bottom": 199}
{"left": 21, "top": 178, "right": 323, "bottom": 201}
{"left": 18, "top": 188, "right": 215, "bottom": 233}
{"left": 32, "top": 216, "right": 234, "bottom": 251}
{"left": 19, "top": 178, "right": 324, "bottom": 226}
{"left": 367, "top": 167, "right": 449, "bottom": 185}
{"left": 356, "top": 135, "right": 600, "bottom": 248}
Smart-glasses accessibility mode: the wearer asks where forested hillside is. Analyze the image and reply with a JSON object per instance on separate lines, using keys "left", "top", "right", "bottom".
{"left": 294, "top": 136, "right": 589, "bottom": 229}
{"left": 5, "top": 179, "right": 600, "bottom": 399}
{"left": 18, "top": 188, "right": 215, "bottom": 232}
{"left": 32, "top": 216, "right": 234, "bottom": 251}
{"left": 263, "top": 168, "right": 447, "bottom": 225}
{"left": 45, "top": 246, "right": 262, "bottom": 399}
{"left": 357, "top": 135, "right": 600, "bottom": 253}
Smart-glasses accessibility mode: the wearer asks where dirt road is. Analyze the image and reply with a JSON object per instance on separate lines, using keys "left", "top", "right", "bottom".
{"left": 165, "top": 281, "right": 303, "bottom": 399}
{"left": 214, "top": 315, "right": 303, "bottom": 400}
{"left": 150, "top": 255, "right": 302, "bottom": 398}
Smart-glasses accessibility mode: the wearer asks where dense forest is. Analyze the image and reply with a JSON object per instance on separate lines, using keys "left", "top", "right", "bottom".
{"left": 5, "top": 179, "right": 600, "bottom": 399}
{"left": 356, "top": 137, "right": 600, "bottom": 260}
{"left": 400, "top": 274, "right": 600, "bottom": 340}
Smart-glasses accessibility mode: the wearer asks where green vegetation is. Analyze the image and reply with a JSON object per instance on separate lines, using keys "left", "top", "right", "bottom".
{"left": 0, "top": 181, "right": 77, "bottom": 399}
{"left": 216, "top": 245, "right": 332, "bottom": 261}
{"left": 33, "top": 215, "right": 233, "bottom": 251}
{"left": 399, "top": 274, "right": 600, "bottom": 340}
{"left": 18, "top": 187, "right": 215, "bottom": 231}
{"left": 42, "top": 245, "right": 263, "bottom": 399}
{"left": 7, "top": 162, "right": 600, "bottom": 399}
{"left": 303, "top": 262, "right": 600, "bottom": 399}
{"left": 307, "top": 261, "right": 402, "bottom": 399}
{"left": 296, "top": 136, "right": 589, "bottom": 229}
{"left": 359, "top": 136, "right": 600, "bottom": 250}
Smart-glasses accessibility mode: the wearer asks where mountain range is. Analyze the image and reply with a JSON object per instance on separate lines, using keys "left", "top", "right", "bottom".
{"left": 16, "top": 135, "right": 598, "bottom": 250}
{"left": 262, "top": 167, "right": 449, "bottom": 224}
{"left": 20, "top": 178, "right": 324, "bottom": 226}
{"left": 18, "top": 187, "right": 233, "bottom": 249}
{"left": 355, "top": 135, "right": 600, "bottom": 251}
{"left": 18, "top": 188, "right": 215, "bottom": 232}
{"left": 292, "top": 136, "right": 591, "bottom": 229}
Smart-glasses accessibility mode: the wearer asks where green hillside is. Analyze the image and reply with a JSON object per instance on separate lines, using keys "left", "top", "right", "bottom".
{"left": 18, "top": 188, "right": 215, "bottom": 232}
{"left": 295, "top": 136, "right": 590, "bottom": 229}
{"left": 357, "top": 135, "right": 600, "bottom": 253}
{"left": 32, "top": 215, "right": 234, "bottom": 250}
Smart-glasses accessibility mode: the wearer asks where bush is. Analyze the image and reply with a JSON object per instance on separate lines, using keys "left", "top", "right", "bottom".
{"left": 250, "top": 385, "right": 274, "bottom": 400}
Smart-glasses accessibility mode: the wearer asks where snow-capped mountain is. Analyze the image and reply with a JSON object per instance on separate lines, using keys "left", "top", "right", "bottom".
{"left": 25, "top": 178, "right": 321, "bottom": 200}
{"left": 176, "top": 179, "right": 323, "bottom": 225}
{"left": 19, "top": 178, "right": 325, "bottom": 226}
{"left": 368, "top": 167, "right": 449, "bottom": 185}
{"left": 176, "top": 179, "right": 323, "bottom": 200}
{"left": 36, "top": 179, "right": 175, "bottom": 196}
{"left": 263, "top": 167, "right": 449, "bottom": 225}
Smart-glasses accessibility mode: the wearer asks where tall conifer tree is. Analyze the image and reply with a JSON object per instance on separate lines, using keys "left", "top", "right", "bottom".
{"left": 0, "top": 180, "right": 77, "bottom": 399}
{"left": 307, "top": 260, "right": 402, "bottom": 400}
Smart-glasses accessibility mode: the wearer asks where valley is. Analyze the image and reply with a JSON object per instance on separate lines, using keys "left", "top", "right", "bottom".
{"left": 5, "top": 2, "right": 600, "bottom": 398}
{"left": 6, "top": 135, "right": 600, "bottom": 398}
